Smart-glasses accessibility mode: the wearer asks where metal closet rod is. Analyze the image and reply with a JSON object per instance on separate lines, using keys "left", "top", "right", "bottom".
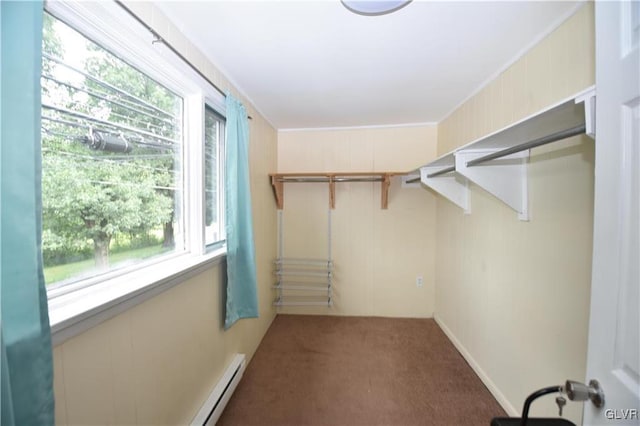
{"left": 427, "top": 166, "right": 455, "bottom": 178}
{"left": 466, "top": 124, "right": 586, "bottom": 167}
{"left": 404, "top": 167, "right": 455, "bottom": 183}
{"left": 114, "top": 1, "right": 253, "bottom": 120}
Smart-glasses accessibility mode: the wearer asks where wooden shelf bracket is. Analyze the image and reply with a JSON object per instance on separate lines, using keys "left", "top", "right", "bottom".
{"left": 270, "top": 174, "right": 284, "bottom": 209}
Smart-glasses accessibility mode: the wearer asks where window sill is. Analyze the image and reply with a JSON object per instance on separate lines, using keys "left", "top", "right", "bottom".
{"left": 48, "top": 248, "right": 226, "bottom": 346}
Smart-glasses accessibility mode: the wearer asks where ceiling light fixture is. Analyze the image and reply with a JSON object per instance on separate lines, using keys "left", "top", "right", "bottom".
{"left": 341, "top": 0, "right": 412, "bottom": 16}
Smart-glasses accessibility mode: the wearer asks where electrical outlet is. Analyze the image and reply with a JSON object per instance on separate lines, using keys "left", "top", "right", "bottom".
{"left": 416, "top": 275, "right": 423, "bottom": 288}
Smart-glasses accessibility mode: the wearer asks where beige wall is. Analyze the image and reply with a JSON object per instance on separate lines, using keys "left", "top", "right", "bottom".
{"left": 52, "top": 3, "right": 278, "bottom": 424}
{"left": 277, "top": 125, "right": 438, "bottom": 317}
{"left": 435, "top": 3, "right": 594, "bottom": 424}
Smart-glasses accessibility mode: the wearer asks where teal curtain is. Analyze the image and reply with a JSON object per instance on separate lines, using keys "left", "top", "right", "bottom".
{"left": 1, "top": 2, "right": 55, "bottom": 425}
{"left": 224, "top": 94, "right": 258, "bottom": 329}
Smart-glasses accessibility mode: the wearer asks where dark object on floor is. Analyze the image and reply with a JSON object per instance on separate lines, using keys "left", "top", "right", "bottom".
{"left": 218, "top": 315, "right": 506, "bottom": 426}
{"left": 491, "top": 385, "right": 576, "bottom": 426}
{"left": 491, "top": 420, "right": 575, "bottom": 426}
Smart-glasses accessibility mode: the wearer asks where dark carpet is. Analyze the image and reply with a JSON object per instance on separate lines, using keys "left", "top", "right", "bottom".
{"left": 218, "top": 315, "right": 506, "bottom": 426}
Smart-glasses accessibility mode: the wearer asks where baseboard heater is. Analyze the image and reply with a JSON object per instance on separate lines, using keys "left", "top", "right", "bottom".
{"left": 191, "top": 353, "right": 247, "bottom": 426}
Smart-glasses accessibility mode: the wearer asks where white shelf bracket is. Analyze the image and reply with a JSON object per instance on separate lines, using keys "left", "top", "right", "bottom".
{"left": 575, "top": 87, "right": 596, "bottom": 139}
{"left": 455, "top": 149, "right": 529, "bottom": 221}
{"left": 420, "top": 167, "right": 471, "bottom": 214}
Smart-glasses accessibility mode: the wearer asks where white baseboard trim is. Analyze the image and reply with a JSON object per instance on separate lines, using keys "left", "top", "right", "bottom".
{"left": 434, "top": 314, "right": 518, "bottom": 417}
{"left": 191, "top": 353, "right": 246, "bottom": 426}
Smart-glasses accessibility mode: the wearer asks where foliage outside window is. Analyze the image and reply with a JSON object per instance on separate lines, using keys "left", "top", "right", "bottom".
{"left": 41, "top": 13, "right": 186, "bottom": 287}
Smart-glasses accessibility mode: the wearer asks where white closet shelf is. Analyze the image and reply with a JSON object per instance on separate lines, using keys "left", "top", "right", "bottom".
{"left": 273, "top": 295, "right": 332, "bottom": 307}
{"left": 411, "top": 86, "right": 596, "bottom": 220}
{"left": 273, "top": 283, "right": 330, "bottom": 292}
{"left": 273, "top": 256, "right": 333, "bottom": 308}
{"left": 275, "top": 258, "right": 333, "bottom": 268}
{"left": 275, "top": 269, "right": 332, "bottom": 278}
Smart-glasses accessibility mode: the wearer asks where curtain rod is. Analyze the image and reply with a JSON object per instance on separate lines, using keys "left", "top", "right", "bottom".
{"left": 114, "top": 0, "right": 253, "bottom": 120}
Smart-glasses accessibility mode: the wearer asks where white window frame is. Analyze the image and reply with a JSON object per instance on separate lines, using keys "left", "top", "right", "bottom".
{"left": 44, "top": 0, "right": 227, "bottom": 345}
{"left": 204, "top": 106, "right": 226, "bottom": 250}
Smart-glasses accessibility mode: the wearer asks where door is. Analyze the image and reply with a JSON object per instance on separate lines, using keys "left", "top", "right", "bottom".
{"left": 585, "top": 1, "right": 640, "bottom": 425}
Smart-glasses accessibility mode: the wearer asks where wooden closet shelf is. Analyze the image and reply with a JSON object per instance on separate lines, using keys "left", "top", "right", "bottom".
{"left": 269, "top": 172, "right": 405, "bottom": 210}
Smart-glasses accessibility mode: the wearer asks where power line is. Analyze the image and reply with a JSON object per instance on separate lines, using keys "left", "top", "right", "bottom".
{"left": 107, "top": 109, "right": 174, "bottom": 135}
{"left": 42, "top": 73, "right": 178, "bottom": 128}
{"left": 42, "top": 115, "right": 178, "bottom": 152}
{"left": 84, "top": 179, "right": 177, "bottom": 191}
{"left": 41, "top": 114, "right": 176, "bottom": 151}
{"left": 42, "top": 104, "right": 180, "bottom": 146}
{"left": 101, "top": 153, "right": 173, "bottom": 160}
{"left": 42, "top": 126, "right": 83, "bottom": 140}
{"left": 43, "top": 52, "right": 177, "bottom": 119}
{"left": 44, "top": 98, "right": 176, "bottom": 140}
{"left": 42, "top": 148, "right": 180, "bottom": 174}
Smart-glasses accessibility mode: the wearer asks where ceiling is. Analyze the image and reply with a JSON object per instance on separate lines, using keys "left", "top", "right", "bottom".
{"left": 157, "top": 1, "right": 583, "bottom": 130}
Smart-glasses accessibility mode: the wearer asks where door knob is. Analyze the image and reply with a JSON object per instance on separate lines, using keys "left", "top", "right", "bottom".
{"left": 564, "top": 379, "right": 605, "bottom": 408}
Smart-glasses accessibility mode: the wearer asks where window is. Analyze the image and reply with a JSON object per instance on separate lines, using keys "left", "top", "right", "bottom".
{"left": 42, "top": 3, "right": 226, "bottom": 298}
{"left": 205, "top": 107, "right": 225, "bottom": 248}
